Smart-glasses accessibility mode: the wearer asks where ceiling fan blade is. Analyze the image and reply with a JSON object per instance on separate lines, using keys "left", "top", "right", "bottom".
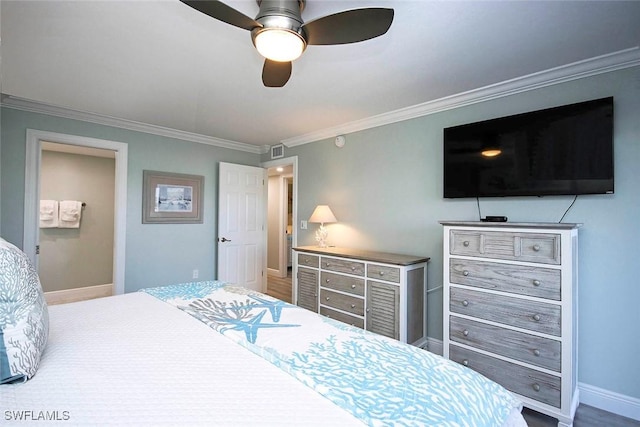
{"left": 302, "top": 8, "right": 394, "bottom": 45}
{"left": 180, "top": 0, "right": 261, "bottom": 31}
{"left": 262, "top": 59, "right": 292, "bottom": 87}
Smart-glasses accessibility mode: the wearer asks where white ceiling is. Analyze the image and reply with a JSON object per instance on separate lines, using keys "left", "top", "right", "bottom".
{"left": 2, "top": 1, "right": 639, "bottom": 150}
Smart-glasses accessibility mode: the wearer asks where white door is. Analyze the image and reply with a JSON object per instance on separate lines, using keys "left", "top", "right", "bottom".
{"left": 217, "top": 162, "right": 266, "bottom": 292}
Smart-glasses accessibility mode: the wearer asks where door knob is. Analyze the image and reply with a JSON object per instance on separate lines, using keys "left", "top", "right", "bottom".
{"left": 219, "top": 237, "right": 232, "bottom": 242}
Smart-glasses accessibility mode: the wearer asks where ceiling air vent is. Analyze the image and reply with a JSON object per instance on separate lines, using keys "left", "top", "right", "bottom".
{"left": 271, "top": 144, "right": 284, "bottom": 159}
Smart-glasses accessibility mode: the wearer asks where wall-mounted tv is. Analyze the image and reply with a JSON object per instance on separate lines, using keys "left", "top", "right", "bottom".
{"left": 443, "top": 97, "right": 614, "bottom": 198}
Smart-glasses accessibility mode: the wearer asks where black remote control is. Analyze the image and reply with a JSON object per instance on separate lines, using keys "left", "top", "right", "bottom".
{"left": 481, "top": 216, "right": 508, "bottom": 222}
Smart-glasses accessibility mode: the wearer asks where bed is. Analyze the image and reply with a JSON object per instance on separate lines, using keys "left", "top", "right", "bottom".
{"left": 1, "top": 240, "right": 527, "bottom": 426}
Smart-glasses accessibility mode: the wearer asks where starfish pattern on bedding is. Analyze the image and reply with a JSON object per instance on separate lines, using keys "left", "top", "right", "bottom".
{"left": 220, "top": 309, "right": 299, "bottom": 343}
{"left": 181, "top": 297, "right": 299, "bottom": 344}
{"left": 247, "top": 294, "right": 288, "bottom": 322}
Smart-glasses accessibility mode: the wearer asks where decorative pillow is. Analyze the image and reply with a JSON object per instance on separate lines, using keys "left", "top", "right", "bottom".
{"left": 0, "top": 238, "right": 49, "bottom": 384}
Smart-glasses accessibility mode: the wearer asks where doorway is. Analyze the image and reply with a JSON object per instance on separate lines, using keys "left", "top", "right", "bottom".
{"left": 38, "top": 142, "right": 116, "bottom": 304}
{"left": 262, "top": 156, "right": 297, "bottom": 303}
{"left": 23, "top": 129, "right": 128, "bottom": 298}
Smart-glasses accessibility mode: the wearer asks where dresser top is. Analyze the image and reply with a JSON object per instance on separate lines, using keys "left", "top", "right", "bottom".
{"left": 293, "top": 246, "right": 430, "bottom": 266}
{"left": 439, "top": 221, "right": 582, "bottom": 230}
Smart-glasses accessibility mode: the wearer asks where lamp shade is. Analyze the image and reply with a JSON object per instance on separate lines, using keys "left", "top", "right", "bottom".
{"left": 308, "top": 205, "right": 337, "bottom": 224}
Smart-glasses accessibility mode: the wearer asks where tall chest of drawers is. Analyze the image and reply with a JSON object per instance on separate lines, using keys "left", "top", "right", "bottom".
{"left": 293, "top": 246, "right": 429, "bottom": 347}
{"left": 440, "top": 222, "right": 580, "bottom": 427}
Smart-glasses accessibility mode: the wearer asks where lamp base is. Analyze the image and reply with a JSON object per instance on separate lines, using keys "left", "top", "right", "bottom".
{"left": 315, "top": 224, "right": 329, "bottom": 248}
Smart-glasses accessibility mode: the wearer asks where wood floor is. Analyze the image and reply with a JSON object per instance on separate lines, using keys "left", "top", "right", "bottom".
{"left": 523, "top": 406, "right": 639, "bottom": 427}
{"left": 266, "top": 271, "right": 639, "bottom": 427}
{"left": 266, "top": 268, "right": 292, "bottom": 303}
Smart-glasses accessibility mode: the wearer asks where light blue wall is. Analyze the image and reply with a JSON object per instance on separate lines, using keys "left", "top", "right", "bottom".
{"left": 276, "top": 67, "right": 640, "bottom": 400}
{"left": 0, "top": 108, "right": 260, "bottom": 292}
{"left": 1, "top": 67, "right": 638, "bottom": 401}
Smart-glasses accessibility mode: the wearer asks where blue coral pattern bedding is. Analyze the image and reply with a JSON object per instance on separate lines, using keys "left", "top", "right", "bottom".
{"left": 143, "top": 281, "right": 521, "bottom": 427}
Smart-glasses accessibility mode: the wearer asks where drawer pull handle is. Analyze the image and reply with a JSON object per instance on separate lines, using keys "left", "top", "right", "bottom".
{"left": 532, "top": 383, "right": 541, "bottom": 392}
{"left": 379, "top": 271, "right": 385, "bottom": 276}
{"left": 533, "top": 244, "right": 541, "bottom": 252}
{"left": 325, "top": 297, "right": 330, "bottom": 301}
{"left": 463, "top": 241, "right": 470, "bottom": 247}
{"left": 463, "top": 329, "right": 469, "bottom": 336}
{"left": 314, "top": 293, "right": 318, "bottom": 297}
{"left": 533, "top": 314, "right": 541, "bottom": 322}
{"left": 533, "top": 279, "right": 541, "bottom": 286}
{"left": 463, "top": 270, "right": 469, "bottom": 277}
{"left": 533, "top": 349, "right": 541, "bottom": 357}
{"left": 462, "top": 359, "right": 469, "bottom": 366}
{"left": 366, "top": 308, "right": 370, "bottom": 313}
{"left": 325, "top": 279, "right": 331, "bottom": 283}
{"left": 462, "top": 300, "right": 469, "bottom": 307}
{"left": 351, "top": 284, "right": 356, "bottom": 289}
{"left": 325, "top": 262, "right": 331, "bottom": 267}
{"left": 351, "top": 266, "right": 356, "bottom": 271}
{"left": 351, "top": 304, "right": 356, "bottom": 309}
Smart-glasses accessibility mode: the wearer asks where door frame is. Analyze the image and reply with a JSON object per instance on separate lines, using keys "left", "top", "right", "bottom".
{"left": 23, "top": 129, "right": 128, "bottom": 295}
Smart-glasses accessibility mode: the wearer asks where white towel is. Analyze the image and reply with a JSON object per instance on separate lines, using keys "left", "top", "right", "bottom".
{"left": 58, "top": 200, "right": 83, "bottom": 228}
{"left": 39, "top": 200, "right": 59, "bottom": 228}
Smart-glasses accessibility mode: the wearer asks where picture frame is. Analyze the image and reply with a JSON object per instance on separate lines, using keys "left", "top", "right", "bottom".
{"left": 142, "top": 170, "right": 204, "bottom": 224}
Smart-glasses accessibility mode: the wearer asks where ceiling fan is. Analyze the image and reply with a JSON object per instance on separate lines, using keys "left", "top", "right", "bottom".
{"left": 180, "top": 0, "right": 394, "bottom": 87}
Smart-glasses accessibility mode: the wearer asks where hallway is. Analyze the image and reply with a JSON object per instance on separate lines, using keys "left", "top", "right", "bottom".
{"left": 266, "top": 269, "right": 292, "bottom": 303}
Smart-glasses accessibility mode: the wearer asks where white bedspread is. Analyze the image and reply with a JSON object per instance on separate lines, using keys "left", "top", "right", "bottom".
{"left": 1, "top": 291, "right": 528, "bottom": 426}
{"left": 1, "top": 292, "right": 360, "bottom": 426}
{"left": 145, "top": 281, "right": 527, "bottom": 426}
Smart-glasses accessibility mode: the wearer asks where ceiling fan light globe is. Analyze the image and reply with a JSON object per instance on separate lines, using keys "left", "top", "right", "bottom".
{"left": 254, "top": 28, "right": 305, "bottom": 62}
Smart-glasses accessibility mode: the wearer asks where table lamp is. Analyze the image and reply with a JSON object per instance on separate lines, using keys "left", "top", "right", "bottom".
{"left": 308, "top": 205, "right": 337, "bottom": 248}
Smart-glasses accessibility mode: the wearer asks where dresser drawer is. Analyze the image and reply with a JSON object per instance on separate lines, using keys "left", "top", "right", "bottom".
{"left": 450, "top": 316, "right": 561, "bottom": 371}
{"left": 321, "top": 257, "right": 365, "bottom": 276}
{"left": 450, "top": 287, "right": 561, "bottom": 336}
{"left": 320, "top": 306, "right": 364, "bottom": 329}
{"left": 450, "top": 230, "right": 561, "bottom": 265}
{"left": 449, "top": 258, "right": 561, "bottom": 300}
{"left": 297, "top": 253, "right": 319, "bottom": 268}
{"left": 450, "top": 345, "right": 561, "bottom": 408}
{"left": 321, "top": 271, "right": 365, "bottom": 296}
{"left": 320, "top": 289, "right": 364, "bottom": 316}
{"left": 367, "top": 264, "right": 401, "bottom": 283}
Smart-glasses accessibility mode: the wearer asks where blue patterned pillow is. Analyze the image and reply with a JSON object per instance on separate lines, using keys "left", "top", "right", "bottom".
{"left": 0, "top": 238, "right": 49, "bottom": 384}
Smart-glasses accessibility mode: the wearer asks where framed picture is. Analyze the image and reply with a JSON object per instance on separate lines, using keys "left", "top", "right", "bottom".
{"left": 142, "top": 170, "right": 204, "bottom": 224}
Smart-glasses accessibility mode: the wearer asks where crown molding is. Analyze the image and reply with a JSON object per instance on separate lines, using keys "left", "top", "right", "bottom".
{"left": 0, "top": 95, "right": 267, "bottom": 154}
{"left": 2, "top": 47, "right": 638, "bottom": 152}
{"left": 282, "top": 47, "right": 640, "bottom": 147}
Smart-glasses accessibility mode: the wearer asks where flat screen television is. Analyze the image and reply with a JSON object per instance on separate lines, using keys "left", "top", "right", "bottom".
{"left": 443, "top": 97, "right": 614, "bottom": 198}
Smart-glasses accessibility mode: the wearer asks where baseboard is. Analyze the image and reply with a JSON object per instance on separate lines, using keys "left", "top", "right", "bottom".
{"left": 578, "top": 382, "right": 640, "bottom": 421}
{"left": 45, "top": 283, "right": 113, "bottom": 305}
{"left": 424, "top": 337, "right": 443, "bottom": 356}
{"left": 425, "top": 338, "right": 639, "bottom": 421}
